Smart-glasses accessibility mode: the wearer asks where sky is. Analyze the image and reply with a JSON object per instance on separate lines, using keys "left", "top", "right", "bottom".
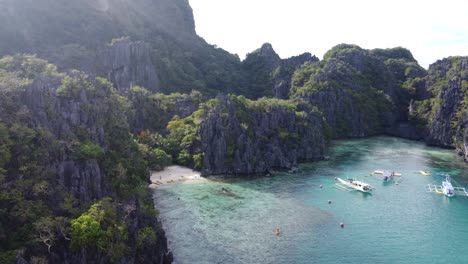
{"left": 188, "top": 0, "right": 468, "bottom": 68}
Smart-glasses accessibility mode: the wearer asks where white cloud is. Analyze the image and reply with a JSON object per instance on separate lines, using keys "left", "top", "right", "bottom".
{"left": 189, "top": 0, "right": 468, "bottom": 68}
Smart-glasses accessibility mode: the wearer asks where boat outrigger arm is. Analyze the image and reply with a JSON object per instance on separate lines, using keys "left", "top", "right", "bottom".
{"left": 425, "top": 176, "right": 468, "bottom": 197}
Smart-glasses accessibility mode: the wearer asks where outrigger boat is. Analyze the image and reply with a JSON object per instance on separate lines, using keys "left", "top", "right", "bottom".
{"left": 373, "top": 170, "right": 401, "bottom": 176}
{"left": 382, "top": 171, "right": 395, "bottom": 182}
{"left": 335, "top": 178, "right": 374, "bottom": 193}
{"left": 425, "top": 175, "right": 468, "bottom": 197}
{"left": 371, "top": 170, "right": 403, "bottom": 184}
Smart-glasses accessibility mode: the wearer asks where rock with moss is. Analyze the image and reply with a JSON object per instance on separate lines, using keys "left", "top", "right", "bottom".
{"left": 411, "top": 57, "right": 468, "bottom": 149}
{"left": 455, "top": 114, "right": 468, "bottom": 161}
{"left": 198, "top": 95, "right": 326, "bottom": 175}
{"left": 98, "top": 39, "right": 160, "bottom": 92}
{"left": 127, "top": 88, "right": 203, "bottom": 134}
{"left": 243, "top": 43, "right": 319, "bottom": 99}
{"left": 291, "top": 44, "right": 426, "bottom": 138}
{"left": 406, "top": 56, "right": 468, "bottom": 162}
{"left": 0, "top": 55, "right": 171, "bottom": 263}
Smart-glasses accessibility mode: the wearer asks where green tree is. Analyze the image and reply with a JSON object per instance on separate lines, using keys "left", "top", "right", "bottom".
{"left": 70, "top": 198, "right": 128, "bottom": 261}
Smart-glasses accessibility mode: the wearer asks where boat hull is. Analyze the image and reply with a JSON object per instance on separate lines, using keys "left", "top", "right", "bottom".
{"left": 337, "top": 178, "right": 373, "bottom": 193}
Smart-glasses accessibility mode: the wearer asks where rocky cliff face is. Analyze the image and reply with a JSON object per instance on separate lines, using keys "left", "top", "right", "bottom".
{"left": 242, "top": 43, "right": 319, "bottom": 99}
{"left": 408, "top": 56, "right": 468, "bottom": 162}
{"left": 199, "top": 95, "right": 326, "bottom": 175}
{"left": 0, "top": 0, "right": 204, "bottom": 94}
{"left": 273, "top": 52, "right": 319, "bottom": 99}
{"left": 456, "top": 114, "right": 468, "bottom": 161}
{"left": 420, "top": 57, "right": 468, "bottom": 148}
{"left": 291, "top": 44, "right": 426, "bottom": 138}
{"left": 128, "top": 89, "right": 203, "bottom": 134}
{"left": 20, "top": 76, "right": 111, "bottom": 202}
{"left": 0, "top": 56, "right": 171, "bottom": 263}
{"left": 99, "top": 39, "right": 160, "bottom": 93}
{"left": 0, "top": 0, "right": 196, "bottom": 55}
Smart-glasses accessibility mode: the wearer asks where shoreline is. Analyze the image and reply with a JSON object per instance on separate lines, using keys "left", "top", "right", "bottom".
{"left": 149, "top": 165, "right": 205, "bottom": 188}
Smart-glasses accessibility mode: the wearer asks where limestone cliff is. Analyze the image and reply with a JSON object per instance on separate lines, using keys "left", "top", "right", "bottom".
{"left": 0, "top": 55, "right": 171, "bottom": 263}
{"left": 196, "top": 95, "right": 326, "bottom": 175}
{"left": 99, "top": 39, "right": 160, "bottom": 93}
{"left": 456, "top": 114, "right": 468, "bottom": 161}
{"left": 0, "top": 0, "right": 246, "bottom": 95}
{"left": 291, "top": 44, "right": 426, "bottom": 138}
{"left": 411, "top": 57, "right": 468, "bottom": 157}
{"left": 242, "top": 43, "right": 319, "bottom": 99}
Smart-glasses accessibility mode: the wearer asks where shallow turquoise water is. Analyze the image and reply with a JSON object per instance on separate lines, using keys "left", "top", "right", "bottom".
{"left": 153, "top": 137, "right": 468, "bottom": 264}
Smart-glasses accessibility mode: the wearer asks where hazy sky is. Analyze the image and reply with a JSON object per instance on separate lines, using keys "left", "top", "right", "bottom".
{"left": 189, "top": 0, "right": 468, "bottom": 68}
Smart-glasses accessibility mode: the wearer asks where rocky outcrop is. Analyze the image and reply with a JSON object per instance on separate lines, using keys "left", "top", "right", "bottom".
{"left": 14, "top": 76, "right": 109, "bottom": 202}
{"left": 422, "top": 57, "right": 468, "bottom": 147}
{"left": 99, "top": 39, "right": 160, "bottom": 92}
{"left": 291, "top": 44, "right": 427, "bottom": 138}
{"left": 273, "top": 52, "right": 319, "bottom": 99}
{"left": 456, "top": 115, "right": 468, "bottom": 161}
{"left": 199, "top": 95, "right": 326, "bottom": 175}
{"left": 44, "top": 199, "right": 173, "bottom": 264}
{"left": 0, "top": 59, "right": 171, "bottom": 263}
{"left": 0, "top": 0, "right": 197, "bottom": 56}
{"left": 0, "top": 0, "right": 199, "bottom": 94}
{"left": 18, "top": 198, "right": 172, "bottom": 264}
{"left": 243, "top": 43, "right": 319, "bottom": 99}
{"left": 128, "top": 90, "right": 203, "bottom": 133}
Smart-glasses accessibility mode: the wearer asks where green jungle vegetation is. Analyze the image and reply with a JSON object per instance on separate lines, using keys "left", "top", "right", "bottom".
{"left": 0, "top": 1, "right": 465, "bottom": 263}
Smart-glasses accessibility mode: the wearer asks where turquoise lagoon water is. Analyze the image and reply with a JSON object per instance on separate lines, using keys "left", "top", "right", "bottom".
{"left": 153, "top": 137, "right": 468, "bottom": 264}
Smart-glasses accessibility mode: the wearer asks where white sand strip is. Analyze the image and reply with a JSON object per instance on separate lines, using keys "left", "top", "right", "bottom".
{"left": 149, "top": 165, "right": 204, "bottom": 188}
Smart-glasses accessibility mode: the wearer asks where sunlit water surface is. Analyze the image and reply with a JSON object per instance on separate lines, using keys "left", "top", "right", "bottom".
{"left": 153, "top": 137, "right": 468, "bottom": 263}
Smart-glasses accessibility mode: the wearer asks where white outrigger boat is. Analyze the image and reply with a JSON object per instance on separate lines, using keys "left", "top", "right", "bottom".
{"left": 335, "top": 178, "right": 374, "bottom": 193}
{"left": 425, "top": 175, "right": 468, "bottom": 197}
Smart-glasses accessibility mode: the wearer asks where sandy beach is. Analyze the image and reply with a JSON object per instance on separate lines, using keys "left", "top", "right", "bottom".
{"left": 149, "top": 165, "right": 204, "bottom": 188}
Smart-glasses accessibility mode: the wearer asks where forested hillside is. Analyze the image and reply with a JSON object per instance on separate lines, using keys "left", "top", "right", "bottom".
{"left": 1, "top": 0, "right": 467, "bottom": 263}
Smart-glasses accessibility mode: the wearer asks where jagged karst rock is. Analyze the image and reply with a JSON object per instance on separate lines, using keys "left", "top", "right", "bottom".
{"left": 456, "top": 114, "right": 468, "bottom": 161}
{"left": 273, "top": 52, "right": 319, "bottom": 99}
{"left": 422, "top": 57, "right": 468, "bottom": 147}
{"left": 291, "top": 44, "right": 427, "bottom": 139}
{"left": 43, "top": 198, "right": 173, "bottom": 264}
{"left": 243, "top": 43, "right": 319, "bottom": 99}
{"left": 99, "top": 39, "right": 160, "bottom": 92}
{"left": 0, "top": 66, "right": 171, "bottom": 263}
{"left": 128, "top": 90, "right": 202, "bottom": 134}
{"left": 199, "top": 95, "right": 326, "bottom": 175}
{"left": 17, "top": 77, "right": 110, "bottom": 202}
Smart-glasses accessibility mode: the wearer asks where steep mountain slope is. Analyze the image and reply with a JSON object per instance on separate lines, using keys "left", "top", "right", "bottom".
{"left": 1, "top": 0, "right": 468, "bottom": 262}
{"left": 291, "top": 44, "right": 426, "bottom": 138}
{"left": 198, "top": 95, "right": 326, "bottom": 175}
{"left": 242, "top": 43, "right": 319, "bottom": 99}
{"left": 0, "top": 0, "right": 246, "bottom": 95}
{"left": 411, "top": 57, "right": 468, "bottom": 159}
{"left": 0, "top": 55, "right": 171, "bottom": 263}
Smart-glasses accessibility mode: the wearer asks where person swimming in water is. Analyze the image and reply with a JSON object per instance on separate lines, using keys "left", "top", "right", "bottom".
{"left": 276, "top": 228, "right": 281, "bottom": 236}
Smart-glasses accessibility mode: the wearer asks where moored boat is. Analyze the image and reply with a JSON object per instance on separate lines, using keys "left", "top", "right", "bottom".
{"left": 425, "top": 175, "right": 468, "bottom": 197}
{"left": 374, "top": 170, "right": 401, "bottom": 176}
{"left": 337, "top": 178, "right": 373, "bottom": 193}
{"left": 442, "top": 176, "right": 455, "bottom": 197}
